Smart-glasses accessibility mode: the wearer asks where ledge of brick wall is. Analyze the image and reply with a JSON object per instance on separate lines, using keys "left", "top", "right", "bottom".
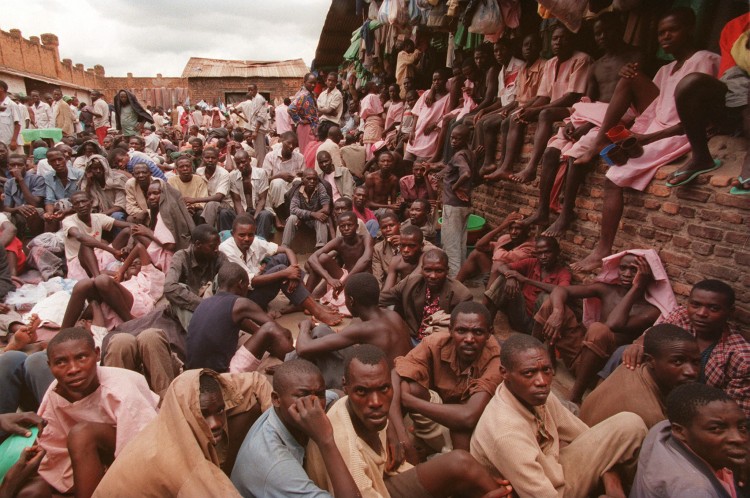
{"left": 470, "top": 124, "right": 750, "bottom": 326}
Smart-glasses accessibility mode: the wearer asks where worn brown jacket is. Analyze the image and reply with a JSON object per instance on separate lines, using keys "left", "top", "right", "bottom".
{"left": 379, "top": 273, "right": 473, "bottom": 336}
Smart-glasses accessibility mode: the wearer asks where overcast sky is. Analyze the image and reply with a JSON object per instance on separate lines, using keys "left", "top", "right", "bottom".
{"left": 3, "top": 0, "right": 330, "bottom": 76}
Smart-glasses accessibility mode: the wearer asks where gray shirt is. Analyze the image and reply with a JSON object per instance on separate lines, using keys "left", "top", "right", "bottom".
{"left": 163, "top": 246, "right": 228, "bottom": 312}
{"left": 231, "top": 408, "right": 331, "bottom": 498}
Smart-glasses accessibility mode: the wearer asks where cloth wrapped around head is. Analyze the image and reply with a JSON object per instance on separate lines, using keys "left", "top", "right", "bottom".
{"left": 582, "top": 248, "right": 677, "bottom": 326}
{"left": 92, "top": 369, "right": 272, "bottom": 498}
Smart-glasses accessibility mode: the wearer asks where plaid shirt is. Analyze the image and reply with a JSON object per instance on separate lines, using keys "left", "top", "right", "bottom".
{"left": 659, "top": 306, "right": 750, "bottom": 417}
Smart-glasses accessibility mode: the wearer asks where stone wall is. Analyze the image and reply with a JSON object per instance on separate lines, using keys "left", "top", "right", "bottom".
{"left": 471, "top": 125, "right": 750, "bottom": 326}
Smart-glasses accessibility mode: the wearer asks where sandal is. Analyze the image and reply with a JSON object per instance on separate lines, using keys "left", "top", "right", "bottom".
{"left": 665, "top": 158, "right": 722, "bottom": 187}
{"left": 730, "top": 176, "right": 750, "bottom": 195}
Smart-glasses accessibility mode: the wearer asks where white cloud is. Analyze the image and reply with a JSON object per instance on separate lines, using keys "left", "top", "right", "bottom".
{"left": 2, "top": 0, "right": 330, "bottom": 76}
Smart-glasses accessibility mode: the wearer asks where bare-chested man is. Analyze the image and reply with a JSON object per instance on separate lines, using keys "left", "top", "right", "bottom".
{"left": 383, "top": 225, "right": 431, "bottom": 291}
{"left": 534, "top": 253, "right": 661, "bottom": 404}
{"left": 365, "top": 150, "right": 400, "bottom": 213}
{"left": 521, "top": 12, "right": 642, "bottom": 237}
{"left": 295, "top": 272, "right": 412, "bottom": 388}
{"left": 305, "top": 210, "right": 374, "bottom": 301}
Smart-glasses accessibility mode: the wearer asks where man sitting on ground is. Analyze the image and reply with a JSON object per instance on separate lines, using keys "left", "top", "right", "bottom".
{"left": 196, "top": 147, "right": 236, "bottom": 231}
{"left": 580, "top": 324, "right": 699, "bottom": 429}
{"left": 295, "top": 273, "right": 412, "bottom": 388}
{"left": 317, "top": 150, "right": 354, "bottom": 202}
{"left": 400, "top": 199, "right": 436, "bottom": 244}
{"left": 471, "top": 333, "right": 647, "bottom": 498}
{"left": 16, "top": 327, "right": 159, "bottom": 498}
{"left": 381, "top": 249, "right": 472, "bottom": 344}
{"left": 622, "top": 279, "right": 750, "bottom": 418}
{"left": 94, "top": 369, "right": 273, "bottom": 497}
{"left": 484, "top": 235, "right": 571, "bottom": 333}
{"left": 371, "top": 209, "right": 401, "bottom": 287}
{"left": 383, "top": 225, "right": 434, "bottom": 292}
{"left": 4, "top": 153, "right": 45, "bottom": 237}
{"left": 393, "top": 302, "right": 501, "bottom": 452}
{"left": 220, "top": 215, "right": 341, "bottom": 325}
{"left": 232, "top": 149, "right": 275, "bottom": 241}
{"left": 456, "top": 212, "right": 534, "bottom": 284}
{"left": 164, "top": 224, "right": 229, "bottom": 330}
{"left": 631, "top": 383, "right": 748, "bottom": 497}
{"left": 186, "top": 262, "right": 292, "bottom": 374}
{"left": 282, "top": 169, "right": 331, "bottom": 249}
{"left": 306, "top": 210, "right": 373, "bottom": 314}
{"left": 263, "top": 131, "right": 304, "bottom": 227}
{"left": 231, "top": 359, "right": 362, "bottom": 498}
{"left": 305, "top": 345, "right": 513, "bottom": 498}
{"left": 167, "top": 155, "right": 209, "bottom": 225}
{"left": 62, "top": 190, "right": 131, "bottom": 279}
{"left": 535, "top": 251, "right": 668, "bottom": 404}
{"left": 42, "top": 148, "right": 82, "bottom": 231}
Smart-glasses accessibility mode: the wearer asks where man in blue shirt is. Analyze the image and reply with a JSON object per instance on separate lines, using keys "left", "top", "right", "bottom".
{"left": 109, "top": 147, "right": 166, "bottom": 180}
{"left": 42, "top": 148, "right": 82, "bottom": 231}
{"left": 5, "top": 153, "right": 45, "bottom": 236}
{"left": 231, "top": 359, "right": 359, "bottom": 498}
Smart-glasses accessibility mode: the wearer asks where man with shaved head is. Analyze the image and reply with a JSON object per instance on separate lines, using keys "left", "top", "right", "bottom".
{"left": 380, "top": 248, "right": 472, "bottom": 344}
{"left": 231, "top": 359, "right": 360, "bottom": 497}
{"left": 471, "top": 333, "right": 647, "bottom": 498}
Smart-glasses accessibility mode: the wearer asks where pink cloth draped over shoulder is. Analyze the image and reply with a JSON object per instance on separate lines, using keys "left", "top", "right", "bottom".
{"left": 582, "top": 248, "right": 677, "bottom": 327}
{"left": 606, "top": 50, "right": 720, "bottom": 191}
{"left": 385, "top": 101, "right": 405, "bottom": 131}
{"left": 405, "top": 91, "right": 452, "bottom": 159}
{"left": 147, "top": 213, "right": 176, "bottom": 272}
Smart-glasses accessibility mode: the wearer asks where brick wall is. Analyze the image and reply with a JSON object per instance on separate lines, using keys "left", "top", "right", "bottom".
{"left": 471, "top": 125, "right": 750, "bottom": 327}
{"left": 187, "top": 77, "right": 301, "bottom": 105}
{"left": 0, "top": 29, "right": 102, "bottom": 91}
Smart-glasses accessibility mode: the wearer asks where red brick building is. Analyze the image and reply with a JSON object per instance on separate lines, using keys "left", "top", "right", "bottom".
{"left": 181, "top": 57, "right": 308, "bottom": 106}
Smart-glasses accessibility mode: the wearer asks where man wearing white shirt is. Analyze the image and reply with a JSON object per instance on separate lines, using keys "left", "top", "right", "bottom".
{"left": 234, "top": 84, "right": 269, "bottom": 168}
{"left": 262, "top": 131, "right": 304, "bottom": 224}
{"left": 219, "top": 214, "right": 341, "bottom": 324}
{"left": 275, "top": 98, "right": 293, "bottom": 135}
{"left": 0, "top": 81, "right": 21, "bottom": 151}
{"left": 13, "top": 94, "right": 30, "bottom": 149}
{"left": 30, "top": 91, "right": 52, "bottom": 129}
{"left": 317, "top": 72, "right": 343, "bottom": 125}
{"left": 232, "top": 149, "right": 274, "bottom": 240}
{"left": 90, "top": 91, "right": 111, "bottom": 145}
{"left": 196, "top": 147, "right": 235, "bottom": 231}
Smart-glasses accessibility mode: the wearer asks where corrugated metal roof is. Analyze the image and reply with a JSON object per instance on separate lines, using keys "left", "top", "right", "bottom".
{"left": 181, "top": 58, "right": 308, "bottom": 79}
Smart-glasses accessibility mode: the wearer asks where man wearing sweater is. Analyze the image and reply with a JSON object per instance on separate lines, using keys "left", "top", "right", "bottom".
{"left": 470, "top": 334, "right": 647, "bottom": 498}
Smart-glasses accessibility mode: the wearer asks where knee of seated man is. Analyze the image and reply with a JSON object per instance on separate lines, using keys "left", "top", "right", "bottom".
{"left": 136, "top": 328, "right": 167, "bottom": 348}
{"left": 24, "top": 351, "right": 49, "bottom": 373}
{"left": 600, "top": 412, "right": 648, "bottom": 441}
{"left": 106, "top": 333, "right": 137, "bottom": 353}
{"left": 585, "top": 322, "right": 613, "bottom": 342}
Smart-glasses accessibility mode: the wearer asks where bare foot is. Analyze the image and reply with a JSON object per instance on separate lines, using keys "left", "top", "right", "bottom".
{"left": 274, "top": 216, "right": 286, "bottom": 230}
{"left": 542, "top": 212, "right": 576, "bottom": 237}
{"left": 483, "top": 167, "right": 514, "bottom": 183}
{"left": 4, "top": 328, "right": 34, "bottom": 351}
{"left": 570, "top": 249, "right": 609, "bottom": 272}
{"left": 519, "top": 211, "right": 549, "bottom": 228}
{"left": 510, "top": 165, "right": 537, "bottom": 184}
{"left": 268, "top": 310, "right": 282, "bottom": 319}
{"left": 310, "top": 302, "right": 342, "bottom": 326}
{"left": 478, "top": 163, "right": 497, "bottom": 178}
